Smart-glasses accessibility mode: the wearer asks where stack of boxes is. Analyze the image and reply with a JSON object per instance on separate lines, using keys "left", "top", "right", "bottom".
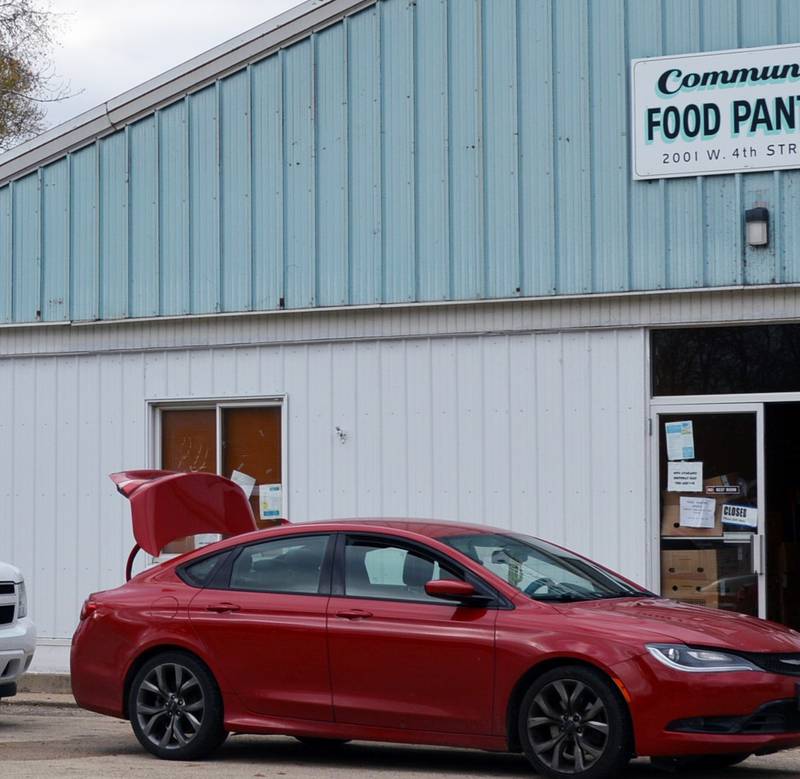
{"left": 661, "top": 474, "right": 745, "bottom": 610}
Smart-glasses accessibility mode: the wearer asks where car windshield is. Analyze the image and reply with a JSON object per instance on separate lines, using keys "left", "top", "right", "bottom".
{"left": 442, "top": 532, "right": 649, "bottom": 602}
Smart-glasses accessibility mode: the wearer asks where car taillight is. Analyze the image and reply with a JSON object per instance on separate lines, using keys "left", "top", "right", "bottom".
{"left": 80, "top": 598, "right": 98, "bottom": 621}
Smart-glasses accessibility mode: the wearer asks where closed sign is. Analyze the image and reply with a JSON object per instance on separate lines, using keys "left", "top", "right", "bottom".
{"left": 721, "top": 503, "right": 759, "bottom": 530}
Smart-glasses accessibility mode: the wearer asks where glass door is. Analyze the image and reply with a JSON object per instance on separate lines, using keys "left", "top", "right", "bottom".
{"left": 651, "top": 403, "right": 765, "bottom": 618}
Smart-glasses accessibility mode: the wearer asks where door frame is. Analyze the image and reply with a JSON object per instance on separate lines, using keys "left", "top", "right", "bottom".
{"left": 649, "top": 400, "right": 766, "bottom": 617}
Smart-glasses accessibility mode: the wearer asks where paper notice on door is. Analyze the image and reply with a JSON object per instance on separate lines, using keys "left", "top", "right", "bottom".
{"left": 667, "top": 461, "right": 703, "bottom": 492}
{"left": 721, "top": 504, "right": 759, "bottom": 530}
{"left": 230, "top": 470, "right": 256, "bottom": 499}
{"left": 665, "top": 421, "right": 695, "bottom": 461}
{"left": 679, "top": 496, "right": 716, "bottom": 529}
{"left": 259, "top": 484, "right": 282, "bottom": 520}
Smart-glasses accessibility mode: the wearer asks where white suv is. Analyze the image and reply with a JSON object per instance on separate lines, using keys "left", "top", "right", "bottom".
{"left": 0, "top": 561, "right": 35, "bottom": 700}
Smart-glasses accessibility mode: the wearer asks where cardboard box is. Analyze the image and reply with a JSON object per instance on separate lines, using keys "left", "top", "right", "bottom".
{"left": 661, "top": 473, "right": 740, "bottom": 537}
{"left": 661, "top": 500, "right": 724, "bottom": 537}
{"left": 661, "top": 549, "right": 718, "bottom": 582}
{"left": 661, "top": 581, "right": 719, "bottom": 610}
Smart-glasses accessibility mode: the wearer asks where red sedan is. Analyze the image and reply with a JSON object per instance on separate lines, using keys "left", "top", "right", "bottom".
{"left": 71, "top": 471, "right": 800, "bottom": 778}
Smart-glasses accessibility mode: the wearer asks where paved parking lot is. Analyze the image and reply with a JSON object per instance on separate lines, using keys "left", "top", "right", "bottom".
{"left": 2, "top": 703, "right": 800, "bottom": 778}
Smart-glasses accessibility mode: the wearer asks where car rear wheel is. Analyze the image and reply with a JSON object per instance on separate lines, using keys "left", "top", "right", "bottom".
{"left": 518, "top": 665, "right": 631, "bottom": 779}
{"left": 128, "top": 651, "right": 227, "bottom": 760}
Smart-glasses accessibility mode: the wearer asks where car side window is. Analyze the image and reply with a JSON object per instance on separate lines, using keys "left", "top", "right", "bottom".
{"left": 230, "top": 534, "right": 330, "bottom": 594}
{"left": 344, "top": 538, "right": 462, "bottom": 602}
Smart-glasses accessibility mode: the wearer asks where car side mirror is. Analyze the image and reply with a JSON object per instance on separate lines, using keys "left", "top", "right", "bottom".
{"left": 424, "top": 579, "right": 489, "bottom": 605}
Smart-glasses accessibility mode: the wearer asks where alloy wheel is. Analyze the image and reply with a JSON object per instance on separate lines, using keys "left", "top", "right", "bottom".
{"left": 526, "top": 678, "right": 610, "bottom": 774}
{"left": 135, "top": 662, "right": 205, "bottom": 750}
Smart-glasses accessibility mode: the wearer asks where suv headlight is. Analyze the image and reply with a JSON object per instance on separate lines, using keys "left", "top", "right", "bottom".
{"left": 17, "top": 580, "right": 27, "bottom": 619}
{"left": 647, "top": 643, "right": 761, "bottom": 672}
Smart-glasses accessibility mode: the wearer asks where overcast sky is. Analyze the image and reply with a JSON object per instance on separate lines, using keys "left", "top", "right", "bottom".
{"left": 44, "top": 0, "right": 304, "bottom": 128}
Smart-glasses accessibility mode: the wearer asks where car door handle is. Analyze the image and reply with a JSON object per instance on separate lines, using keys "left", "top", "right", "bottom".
{"left": 206, "top": 602, "right": 241, "bottom": 613}
{"left": 336, "top": 609, "right": 373, "bottom": 620}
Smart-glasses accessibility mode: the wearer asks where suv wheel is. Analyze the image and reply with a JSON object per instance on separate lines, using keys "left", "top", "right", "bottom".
{"left": 128, "top": 651, "right": 227, "bottom": 760}
{"left": 518, "top": 665, "right": 631, "bottom": 779}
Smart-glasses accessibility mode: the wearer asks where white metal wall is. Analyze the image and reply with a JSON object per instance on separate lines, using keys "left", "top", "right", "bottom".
{"left": 0, "top": 327, "right": 647, "bottom": 649}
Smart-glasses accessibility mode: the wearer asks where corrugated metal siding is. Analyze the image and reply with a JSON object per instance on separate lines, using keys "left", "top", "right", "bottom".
{"left": 0, "top": 327, "right": 647, "bottom": 641}
{"left": 4, "top": 0, "right": 800, "bottom": 324}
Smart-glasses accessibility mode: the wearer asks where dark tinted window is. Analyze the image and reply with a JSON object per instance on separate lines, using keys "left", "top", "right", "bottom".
{"left": 344, "top": 538, "right": 461, "bottom": 602}
{"left": 181, "top": 552, "right": 227, "bottom": 587}
{"left": 230, "top": 535, "right": 329, "bottom": 594}
{"left": 652, "top": 324, "right": 800, "bottom": 396}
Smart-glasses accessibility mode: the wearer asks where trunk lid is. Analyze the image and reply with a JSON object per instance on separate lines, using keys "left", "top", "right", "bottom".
{"left": 110, "top": 470, "right": 257, "bottom": 556}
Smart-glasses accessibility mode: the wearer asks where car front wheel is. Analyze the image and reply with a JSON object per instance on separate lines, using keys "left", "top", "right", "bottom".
{"left": 518, "top": 665, "right": 631, "bottom": 779}
{"left": 128, "top": 650, "right": 227, "bottom": 760}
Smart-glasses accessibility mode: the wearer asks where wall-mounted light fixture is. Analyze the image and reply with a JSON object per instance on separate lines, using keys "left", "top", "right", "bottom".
{"left": 745, "top": 206, "right": 769, "bottom": 247}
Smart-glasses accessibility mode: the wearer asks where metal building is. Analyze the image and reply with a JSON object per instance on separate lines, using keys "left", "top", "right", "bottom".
{"left": 3, "top": 0, "right": 800, "bottom": 673}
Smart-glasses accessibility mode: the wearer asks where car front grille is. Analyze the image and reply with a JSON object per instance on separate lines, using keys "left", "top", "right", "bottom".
{"left": 0, "top": 582, "right": 14, "bottom": 595}
{"left": 669, "top": 700, "right": 800, "bottom": 735}
{"left": 739, "top": 652, "right": 800, "bottom": 677}
{"left": 0, "top": 605, "right": 14, "bottom": 625}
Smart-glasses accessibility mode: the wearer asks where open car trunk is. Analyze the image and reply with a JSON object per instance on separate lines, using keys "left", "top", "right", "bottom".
{"left": 110, "top": 470, "right": 257, "bottom": 564}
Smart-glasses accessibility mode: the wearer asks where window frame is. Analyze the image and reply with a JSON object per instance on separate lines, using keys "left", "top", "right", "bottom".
{"left": 332, "top": 532, "right": 511, "bottom": 609}
{"left": 146, "top": 395, "right": 288, "bottom": 562}
{"left": 214, "top": 532, "right": 336, "bottom": 597}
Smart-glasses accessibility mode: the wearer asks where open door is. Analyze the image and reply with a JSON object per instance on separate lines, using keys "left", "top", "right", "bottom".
{"left": 110, "top": 470, "right": 258, "bottom": 576}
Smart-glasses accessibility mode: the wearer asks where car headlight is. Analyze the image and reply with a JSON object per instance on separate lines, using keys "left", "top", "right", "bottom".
{"left": 17, "top": 580, "right": 27, "bottom": 619}
{"left": 646, "top": 643, "right": 761, "bottom": 672}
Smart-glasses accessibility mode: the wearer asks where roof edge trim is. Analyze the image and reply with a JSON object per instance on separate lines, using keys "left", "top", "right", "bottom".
{"left": 0, "top": 0, "right": 376, "bottom": 184}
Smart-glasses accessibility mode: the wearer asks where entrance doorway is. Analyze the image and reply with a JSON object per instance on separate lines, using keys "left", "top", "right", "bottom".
{"left": 765, "top": 404, "right": 800, "bottom": 630}
{"left": 650, "top": 401, "right": 800, "bottom": 627}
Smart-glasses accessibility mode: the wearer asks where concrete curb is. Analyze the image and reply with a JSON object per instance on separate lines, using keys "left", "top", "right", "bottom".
{"left": 3, "top": 692, "right": 77, "bottom": 708}
{"left": 18, "top": 673, "right": 72, "bottom": 695}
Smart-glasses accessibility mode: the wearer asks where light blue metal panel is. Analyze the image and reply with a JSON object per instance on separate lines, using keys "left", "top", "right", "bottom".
{"left": 99, "top": 132, "right": 128, "bottom": 318}
{"left": 740, "top": 0, "right": 779, "bottom": 285}
{"left": 699, "top": 0, "right": 742, "bottom": 287}
{"left": 627, "top": 0, "right": 666, "bottom": 290}
{"left": 220, "top": 71, "right": 252, "bottom": 312}
{"left": 70, "top": 147, "right": 98, "bottom": 320}
{"left": 483, "top": 0, "right": 519, "bottom": 298}
{"left": 779, "top": 0, "right": 800, "bottom": 285}
{"left": 381, "top": 0, "right": 415, "bottom": 303}
{"left": 0, "top": 186, "right": 10, "bottom": 321}
{"left": 518, "top": 0, "right": 555, "bottom": 296}
{"left": 415, "top": 0, "right": 448, "bottom": 301}
{"left": 188, "top": 85, "right": 220, "bottom": 314}
{"left": 251, "top": 55, "right": 283, "bottom": 309}
{"left": 12, "top": 173, "right": 40, "bottom": 321}
{"left": 589, "top": 0, "right": 628, "bottom": 292}
{"left": 663, "top": 0, "right": 704, "bottom": 290}
{"left": 552, "top": 0, "right": 591, "bottom": 294}
{"left": 346, "top": 7, "right": 381, "bottom": 304}
{"left": 128, "top": 116, "right": 159, "bottom": 317}
{"left": 158, "top": 101, "right": 189, "bottom": 315}
{"left": 315, "top": 25, "right": 348, "bottom": 307}
{"left": 448, "top": 0, "right": 483, "bottom": 300}
{"left": 41, "top": 160, "right": 69, "bottom": 321}
{"left": 283, "top": 41, "right": 315, "bottom": 308}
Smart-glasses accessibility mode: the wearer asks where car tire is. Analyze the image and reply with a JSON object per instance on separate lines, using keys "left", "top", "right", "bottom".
{"left": 518, "top": 665, "right": 632, "bottom": 779}
{"left": 128, "top": 650, "right": 227, "bottom": 760}
{"left": 295, "top": 737, "right": 351, "bottom": 749}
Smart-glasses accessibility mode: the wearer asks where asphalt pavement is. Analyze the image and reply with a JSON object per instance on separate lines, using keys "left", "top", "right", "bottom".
{"left": 2, "top": 702, "right": 800, "bottom": 778}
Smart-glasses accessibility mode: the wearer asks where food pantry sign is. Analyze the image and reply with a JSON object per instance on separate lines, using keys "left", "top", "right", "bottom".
{"left": 632, "top": 43, "right": 800, "bottom": 179}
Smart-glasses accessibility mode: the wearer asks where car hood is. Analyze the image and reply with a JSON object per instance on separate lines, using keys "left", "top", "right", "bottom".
{"left": 554, "top": 597, "right": 800, "bottom": 653}
{"left": 110, "top": 470, "right": 257, "bottom": 556}
{"left": 0, "top": 561, "right": 22, "bottom": 583}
